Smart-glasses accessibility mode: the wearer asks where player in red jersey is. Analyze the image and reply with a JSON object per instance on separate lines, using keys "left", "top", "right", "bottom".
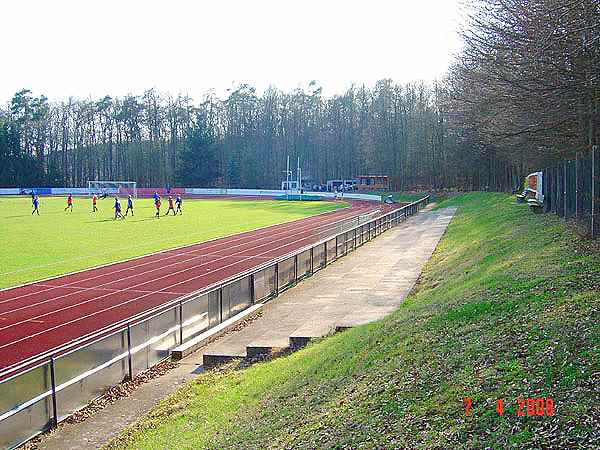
{"left": 165, "top": 195, "right": 176, "bottom": 216}
{"left": 64, "top": 194, "right": 73, "bottom": 212}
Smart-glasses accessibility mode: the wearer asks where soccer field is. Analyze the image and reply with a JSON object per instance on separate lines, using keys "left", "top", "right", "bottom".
{"left": 0, "top": 196, "right": 344, "bottom": 289}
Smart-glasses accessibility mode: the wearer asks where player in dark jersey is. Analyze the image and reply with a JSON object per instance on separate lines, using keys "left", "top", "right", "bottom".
{"left": 31, "top": 195, "right": 40, "bottom": 215}
{"left": 125, "top": 195, "right": 134, "bottom": 216}
{"left": 114, "top": 196, "right": 125, "bottom": 220}
{"left": 175, "top": 194, "right": 182, "bottom": 215}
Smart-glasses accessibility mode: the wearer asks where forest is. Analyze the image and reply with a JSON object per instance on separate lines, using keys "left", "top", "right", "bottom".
{"left": 0, "top": 0, "right": 598, "bottom": 191}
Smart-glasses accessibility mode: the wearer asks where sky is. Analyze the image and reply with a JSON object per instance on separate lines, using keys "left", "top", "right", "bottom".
{"left": 1, "top": 0, "right": 464, "bottom": 102}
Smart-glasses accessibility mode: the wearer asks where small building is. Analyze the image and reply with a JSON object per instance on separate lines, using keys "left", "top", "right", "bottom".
{"left": 356, "top": 175, "right": 389, "bottom": 191}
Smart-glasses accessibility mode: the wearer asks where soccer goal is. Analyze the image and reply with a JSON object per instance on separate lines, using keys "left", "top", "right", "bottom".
{"left": 87, "top": 181, "right": 137, "bottom": 198}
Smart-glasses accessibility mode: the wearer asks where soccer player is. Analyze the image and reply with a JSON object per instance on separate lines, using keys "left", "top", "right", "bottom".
{"left": 175, "top": 194, "right": 182, "bottom": 215}
{"left": 64, "top": 194, "right": 73, "bottom": 212}
{"left": 125, "top": 195, "right": 134, "bottom": 216}
{"left": 31, "top": 195, "right": 40, "bottom": 215}
{"left": 92, "top": 193, "right": 98, "bottom": 212}
{"left": 114, "top": 196, "right": 125, "bottom": 220}
{"left": 165, "top": 196, "right": 176, "bottom": 216}
{"left": 153, "top": 191, "right": 159, "bottom": 205}
{"left": 155, "top": 198, "right": 161, "bottom": 218}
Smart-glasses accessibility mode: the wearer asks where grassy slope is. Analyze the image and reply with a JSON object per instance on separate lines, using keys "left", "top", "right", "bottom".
{"left": 0, "top": 197, "right": 343, "bottom": 289}
{"left": 111, "top": 193, "right": 599, "bottom": 450}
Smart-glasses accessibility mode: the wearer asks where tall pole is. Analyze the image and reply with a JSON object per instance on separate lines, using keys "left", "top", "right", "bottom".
{"left": 299, "top": 166, "right": 302, "bottom": 200}
{"left": 286, "top": 155, "right": 290, "bottom": 201}
{"left": 297, "top": 156, "right": 300, "bottom": 196}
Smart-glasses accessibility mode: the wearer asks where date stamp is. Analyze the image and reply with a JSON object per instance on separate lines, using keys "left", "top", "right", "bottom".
{"left": 463, "top": 397, "right": 554, "bottom": 417}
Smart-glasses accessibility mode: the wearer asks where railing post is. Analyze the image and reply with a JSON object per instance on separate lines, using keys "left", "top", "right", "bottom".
{"left": 126, "top": 323, "right": 133, "bottom": 381}
{"left": 335, "top": 236, "right": 339, "bottom": 259}
{"left": 178, "top": 301, "right": 183, "bottom": 345}
{"left": 294, "top": 254, "right": 298, "bottom": 282}
{"left": 310, "top": 247, "right": 314, "bottom": 274}
{"left": 250, "top": 273, "right": 256, "bottom": 303}
{"left": 274, "top": 263, "right": 279, "bottom": 296}
{"left": 354, "top": 228, "right": 357, "bottom": 248}
{"left": 219, "top": 287, "right": 224, "bottom": 323}
{"left": 324, "top": 241, "right": 328, "bottom": 265}
{"left": 49, "top": 356, "right": 58, "bottom": 428}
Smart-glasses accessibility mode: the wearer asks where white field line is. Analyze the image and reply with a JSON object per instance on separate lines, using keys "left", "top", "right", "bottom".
{"left": 0, "top": 206, "right": 372, "bottom": 338}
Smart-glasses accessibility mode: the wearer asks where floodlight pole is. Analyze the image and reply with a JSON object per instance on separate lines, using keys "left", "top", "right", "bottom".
{"left": 297, "top": 156, "right": 301, "bottom": 197}
{"left": 286, "top": 155, "right": 290, "bottom": 201}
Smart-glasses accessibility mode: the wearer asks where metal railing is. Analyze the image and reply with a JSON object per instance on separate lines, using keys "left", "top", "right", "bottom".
{"left": 0, "top": 196, "right": 429, "bottom": 450}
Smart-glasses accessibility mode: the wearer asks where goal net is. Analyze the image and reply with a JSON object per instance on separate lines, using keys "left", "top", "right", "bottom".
{"left": 88, "top": 181, "right": 137, "bottom": 198}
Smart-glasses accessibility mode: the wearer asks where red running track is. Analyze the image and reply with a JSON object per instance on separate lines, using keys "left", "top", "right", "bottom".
{"left": 0, "top": 201, "right": 383, "bottom": 373}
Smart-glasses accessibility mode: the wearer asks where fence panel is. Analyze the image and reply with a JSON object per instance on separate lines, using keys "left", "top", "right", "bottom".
{"left": 55, "top": 330, "right": 128, "bottom": 420}
{"left": 147, "top": 308, "right": 179, "bottom": 367}
{"left": 181, "top": 294, "right": 209, "bottom": 342}
{"left": 208, "top": 290, "right": 221, "bottom": 328}
{"left": 0, "top": 363, "right": 53, "bottom": 450}
{"left": 312, "top": 243, "right": 326, "bottom": 272}
{"left": 130, "top": 308, "right": 179, "bottom": 375}
{"left": 222, "top": 276, "right": 252, "bottom": 319}
{"left": 356, "top": 226, "right": 363, "bottom": 247}
{"left": 336, "top": 235, "right": 345, "bottom": 257}
{"left": 327, "top": 238, "right": 337, "bottom": 263}
{"left": 345, "top": 231, "right": 354, "bottom": 253}
{"left": 297, "top": 250, "right": 312, "bottom": 279}
{"left": 253, "top": 266, "right": 277, "bottom": 301}
{"left": 278, "top": 257, "right": 296, "bottom": 290}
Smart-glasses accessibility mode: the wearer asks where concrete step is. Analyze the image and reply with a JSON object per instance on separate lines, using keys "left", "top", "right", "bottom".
{"left": 246, "top": 336, "right": 290, "bottom": 357}
{"left": 203, "top": 353, "right": 244, "bottom": 368}
{"left": 289, "top": 322, "right": 335, "bottom": 349}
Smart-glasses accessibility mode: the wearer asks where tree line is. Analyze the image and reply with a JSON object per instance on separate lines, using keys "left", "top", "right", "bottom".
{"left": 1, "top": 0, "right": 597, "bottom": 191}
{"left": 0, "top": 83, "right": 452, "bottom": 190}
{"left": 447, "top": 0, "right": 599, "bottom": 174}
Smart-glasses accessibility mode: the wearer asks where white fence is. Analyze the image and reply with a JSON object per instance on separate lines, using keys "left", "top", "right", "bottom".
{"left": 0, "top": 189, "right": 20, "bottom": 195}
{"left": 185, "top": 188, "right": 381, "bottom": 202}
{"left": 0, "top": 187, "right": 382, "bottom": 202}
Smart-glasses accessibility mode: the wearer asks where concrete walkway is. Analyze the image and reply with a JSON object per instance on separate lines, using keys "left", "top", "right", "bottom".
{"left": 34, "top": 207, "right": 456, "bottom": 450}
{"left": 202, "top": 206, "right": 456, "bottom": 365}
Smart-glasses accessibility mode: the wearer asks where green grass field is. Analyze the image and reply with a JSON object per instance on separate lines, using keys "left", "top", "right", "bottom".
{"left": 0, "top": 196, "right": 344, "bottom": 290}
{"left": 110, "top": 193, "right": 599, "bottom": 449}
